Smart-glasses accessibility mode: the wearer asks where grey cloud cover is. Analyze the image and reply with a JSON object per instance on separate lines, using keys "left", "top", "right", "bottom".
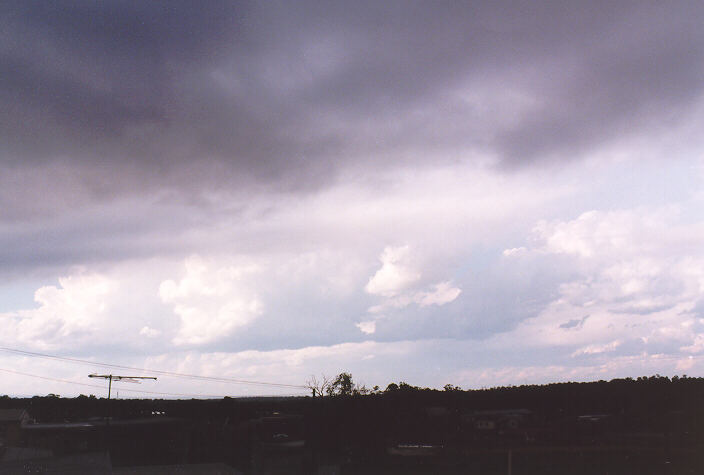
{"left": 2, "top": 0, "right": 703, "bottom": 204}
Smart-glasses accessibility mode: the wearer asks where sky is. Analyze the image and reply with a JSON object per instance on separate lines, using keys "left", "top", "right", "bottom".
{"left": 1, "top": 1, "right": 704, "bottom": 398}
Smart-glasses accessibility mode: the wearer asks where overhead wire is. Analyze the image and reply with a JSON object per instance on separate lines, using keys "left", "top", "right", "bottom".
{"left": 0, "top": 367, "right": 105, "bottom": 390}
{"left": 0, "top": 367, "right": 252, "bottom": 399}
{"left": 0, "top": 346, "right": 307, "bottom": 389}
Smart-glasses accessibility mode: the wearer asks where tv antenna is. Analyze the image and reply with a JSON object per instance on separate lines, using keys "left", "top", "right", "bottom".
{"left": 88, "top": 374, "right": 157, "bottom": 399}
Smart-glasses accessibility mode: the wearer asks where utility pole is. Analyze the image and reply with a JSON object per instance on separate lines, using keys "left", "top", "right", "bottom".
{"left": 507, "top": 448, "right": 512, "bottom": 475}
{"left": 88, "top": 374, "right": 157, "bottom": 399}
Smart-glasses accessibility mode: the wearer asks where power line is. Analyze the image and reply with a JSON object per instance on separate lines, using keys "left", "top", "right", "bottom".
{"left": 0, "top": 367, "right": 240, "bottom": 399}
{"left": 0, "top": 367, "right": 104, "bottom": 390}
{"left": 0, "top": 346, "right": 307, "bottom": 389}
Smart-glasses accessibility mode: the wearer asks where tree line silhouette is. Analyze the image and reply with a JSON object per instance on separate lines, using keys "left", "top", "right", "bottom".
{"left": 1, "top": 374, "right": 703, "bottom": 472}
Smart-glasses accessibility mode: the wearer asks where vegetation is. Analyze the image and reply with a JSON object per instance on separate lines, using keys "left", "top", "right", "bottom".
{"left": 1, "top": 374, "right": 703, "bottom": 472}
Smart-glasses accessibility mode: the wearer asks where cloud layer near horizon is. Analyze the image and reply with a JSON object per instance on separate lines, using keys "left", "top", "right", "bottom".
{"left": 2, "top": 1, "right": 704, "bottom": 396}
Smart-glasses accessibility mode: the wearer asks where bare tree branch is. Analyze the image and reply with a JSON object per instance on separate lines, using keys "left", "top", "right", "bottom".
{"left": 305, "top": 374, "right": 331, "bottom": 398}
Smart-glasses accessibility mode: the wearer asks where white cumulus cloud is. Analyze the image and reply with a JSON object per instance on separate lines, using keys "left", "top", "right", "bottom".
{"left": 139, "top": 326, "right": 162, "bottom": 338}
{"left": 359, "top": 247, "right": 462, "bottom": 333}
{"left": 365, "top": 246, "right": 420, "bottom": 297}
{"left": 160, "top": 256, "right": 264, "bottom": 346}
{"left": 494, "top": 206, "right": 704, "bottom": 363}
{"left": 355, "top": 320, "right": 376, "bottom": 334}
{"left": 415, "top": 281, "right": 462, "bottom": 307}
{"left": 0, "top": 273, "right": 117, "bottom": 349}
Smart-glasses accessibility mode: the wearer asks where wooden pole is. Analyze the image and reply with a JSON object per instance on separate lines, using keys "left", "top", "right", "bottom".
{"left": 508, "top": 448, "right": 512, "bottom": 475}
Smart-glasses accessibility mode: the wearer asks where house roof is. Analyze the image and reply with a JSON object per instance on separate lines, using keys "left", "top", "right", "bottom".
{"left": 0, "top": 451, "right": 112, "bottom": 474}
{"left": 112, "top": 463, "right": 242, "bottom": 474}
{"left": 471, "top": 409, "right": 532, "bottom": 416}
{"left": 1, "top": 446, "right": 53, "bottom": 463}
{"left": 0, "top": 409, "right": 27, "bottom": 422}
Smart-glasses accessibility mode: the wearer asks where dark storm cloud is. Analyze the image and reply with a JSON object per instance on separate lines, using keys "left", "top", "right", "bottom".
{"left": 1, "top": 1, "right": 703, "bottom": 199}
